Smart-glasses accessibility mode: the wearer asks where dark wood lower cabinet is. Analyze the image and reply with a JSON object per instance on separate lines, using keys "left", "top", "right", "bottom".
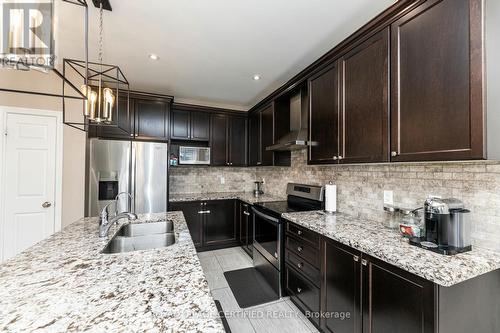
{"left": 361, "top": 256, "right": 435, "bottom": 333}
{"left": 284, "top": 221, "right": 500, "bottom": 333}
{"left": 204, "top": 200, "right": 237, "bottom": 247}
{"left": 238, "top": 201, "right": 253, "bottom": 258}
{"left": 323, "top": 240, "right": 361, "bottom": 333}
{"left": 169, "top": 199, "right": 238, "bottom": 251}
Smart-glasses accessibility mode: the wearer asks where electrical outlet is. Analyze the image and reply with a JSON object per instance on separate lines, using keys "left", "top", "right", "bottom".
{"left": 383, "top": 190, "right": 394, "bottom": 205}
{"left": 220, "top": 176, "right": 225, "bottom": 185}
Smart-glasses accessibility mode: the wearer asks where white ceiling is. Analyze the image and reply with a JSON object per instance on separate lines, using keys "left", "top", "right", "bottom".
{"left": 57, "top": 0, "right": 395, "bottom": 110}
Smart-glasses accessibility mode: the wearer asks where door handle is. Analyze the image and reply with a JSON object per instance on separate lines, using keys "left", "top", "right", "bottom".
{"left": 42, "top": 202, "right": 52, "bottom": 208}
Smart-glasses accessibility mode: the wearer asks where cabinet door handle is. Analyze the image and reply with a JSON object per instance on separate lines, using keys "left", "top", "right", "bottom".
{"left": 391, "top": 151, "right": 399, "bottom": 157}
{"left": 297, "top": 230, "right": 302, "bottom": 236}
{"left": 361, "top": 259, "right": 368, "bottom": 266}
{"left": 338, "top": 155, "right": 344, "bottom": 160}
{"left": 257, "top": 162, "right": 262, "bottom": 165}
{"left": 243, "top": 211, "right": 250, "bottom": 216}
{"left": 353, "top": 255, "right": 359, "bottom": 262}
{"left": 297, "top": 262, "right": 304, "bottom": 269}
{"left": 333, "top": 156, "right": 338, "bottom": 160}
{"left": 198, "top": 210, "right": 211, "bottom": 214}
{"left": 297, "top": 246, "right": 303, "bottom": 253}
{"left": 296, "top": 287, "right": 302, "bottom": 294}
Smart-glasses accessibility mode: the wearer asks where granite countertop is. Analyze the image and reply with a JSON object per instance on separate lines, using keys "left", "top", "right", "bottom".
{"left": 169, "top": 192, "right": 285, "bottom": 205}
{"left": 282, "top": 211, "right": 500, "bottom": 287}
{"left": 0, "top": 212, "right": 224, "bottom": 333}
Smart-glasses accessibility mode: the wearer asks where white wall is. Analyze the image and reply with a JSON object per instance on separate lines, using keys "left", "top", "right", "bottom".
{"left": 0, "top": 70, "right": 86, "bottom": 227}
{"left": 487, "top": 0, "right": 500, "bottom": 159}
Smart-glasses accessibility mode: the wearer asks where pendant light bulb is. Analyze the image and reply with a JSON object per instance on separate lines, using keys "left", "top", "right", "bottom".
{"left": 89, "top": 89, "right": 98, "bottom": 121}
{"left": 103, "top": 87, "right": 115, "bottom": 122}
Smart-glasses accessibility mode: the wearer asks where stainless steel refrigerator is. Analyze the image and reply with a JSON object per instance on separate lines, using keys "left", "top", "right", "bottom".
{"left": 87, "top": 138, "right": 168, "bottom": 217}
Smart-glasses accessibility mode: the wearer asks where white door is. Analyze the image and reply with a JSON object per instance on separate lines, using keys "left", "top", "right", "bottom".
{"left": 2, "top": 113, "right": 58, "bottom": 260}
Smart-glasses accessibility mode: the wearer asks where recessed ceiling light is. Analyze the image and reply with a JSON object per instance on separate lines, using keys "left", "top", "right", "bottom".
{"left": 253, "top": 74, "right": 261, "bottom": 81}
{"left": 149, "top": 54, "right": 159, "bottom": 60}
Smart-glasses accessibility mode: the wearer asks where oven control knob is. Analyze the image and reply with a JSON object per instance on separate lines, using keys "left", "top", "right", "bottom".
{"left": 297, "top": 246, "right": 303, "bottom": 252}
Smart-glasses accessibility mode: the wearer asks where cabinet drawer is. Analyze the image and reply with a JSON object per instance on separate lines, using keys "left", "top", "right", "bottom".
{"left": 285, "top": 265, "right": 320, "bottom": 326}
{"left": 286, "top": 235, "right": 320, "bottom": 268}
{"left": 286, "top": 250, "right": 321, "bottom": 287}
{"left": 286, "top": 222, "right": 320, "bottom": 248}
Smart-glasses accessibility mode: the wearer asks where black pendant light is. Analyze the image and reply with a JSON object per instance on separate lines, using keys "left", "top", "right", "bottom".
{"left": 62, "top": 0, "right": 130, "bottom": 133}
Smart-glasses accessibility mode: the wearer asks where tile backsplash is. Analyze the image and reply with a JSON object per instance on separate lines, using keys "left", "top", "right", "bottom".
{"left": 170, "top": 150, "right": 500, "bottom": 251}
{"left": 169, "top": 166, "right": 256, "bottom": 194}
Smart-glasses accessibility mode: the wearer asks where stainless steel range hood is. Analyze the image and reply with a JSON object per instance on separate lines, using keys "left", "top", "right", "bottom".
{"left": 266, "top": 90, "right": 309, "bottom": 151}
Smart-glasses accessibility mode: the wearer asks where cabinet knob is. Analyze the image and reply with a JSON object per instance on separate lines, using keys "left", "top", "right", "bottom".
{"left": 391, "top": 151, "right": 399, "bottom": 157}
{"left": 353, "top": 255, "right": 359, "bottom": 262}
{"left": 333, "top": 156, "right": 338, "bottom": 160}
{"left": 297, "top": 262, "right": 303, "bottom": 269}
{"left": 361, "top": 259, "right": 368, "bottom": 266}
{"left": 297, "top": 246, "right": 303, "bottom": 252}
{"left": 338, "top": 155, "right": 344, "bottom": 160}
{"left": 297, "top": 230, "right": 302, "bottom": 235}
{"left": 296, "top": 287, "right": 302, "bottom": 294}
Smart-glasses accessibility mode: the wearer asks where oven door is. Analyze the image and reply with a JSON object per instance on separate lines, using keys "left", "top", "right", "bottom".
{"left": 252, "top": 206, "right": 281, "bottom": 269}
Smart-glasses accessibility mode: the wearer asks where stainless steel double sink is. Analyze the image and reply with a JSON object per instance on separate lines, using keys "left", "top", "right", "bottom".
{"left": 101, "top": 221, "right": 176, "bottom": 254}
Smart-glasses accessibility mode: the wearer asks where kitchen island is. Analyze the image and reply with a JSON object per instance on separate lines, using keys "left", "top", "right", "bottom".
{"left": 0, "top": 212, "right": 225, "bottom": 333}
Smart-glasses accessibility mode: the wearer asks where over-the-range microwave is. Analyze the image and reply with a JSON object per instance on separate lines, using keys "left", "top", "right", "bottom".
{"left": 179, "top": 146, "right": 211, "bottom": 165}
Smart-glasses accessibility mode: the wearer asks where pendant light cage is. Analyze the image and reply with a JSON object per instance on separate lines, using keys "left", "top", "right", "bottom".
{"left": 62, "top": 58, "right": 130, "bottom": 133}
{"left": 61, "top": 0, "right": 131, "bottom": 134}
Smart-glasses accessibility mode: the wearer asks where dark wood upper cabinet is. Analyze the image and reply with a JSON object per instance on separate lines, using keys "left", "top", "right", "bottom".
{"left": 190, "top": 112, "right": 210, "bottom": 141}
{"left": 308, "top": 64, "right": 339, "bottom": 164}
{"left": 391, "top": 0, "right": 484, "bottom": 161}
{"left": 323, "top": 239, "right": 361, "bottom": 333}
{"left": 362, "top": 256, "right": 435, "bottom": 333}
{"left": 170, "top": 109, "right": 210, "bottom": 141}
{"left": 261, "top": 104, "right": 274, "bottom": 166}
{"left": 228, "top": 116, "right": 248, "bottom": 166}
{"left": 210, "top": 114, "right": 247, "bottom": 167}
{"left": 210, "top": 114, "right": 228, "bottom": 166}
{"left": 170, "top": 110, "right": 190, "bottom": 140}
{"left": 92, "top": 96, "right": 134, "bottom": 140}
{"left": 248, "top": 111, "right": 261, "bottom": 166}
{"left": 339, "top": 28, "right": 390, "bottom": 164}
{"left": 134, "top": 98, "right": 169, "bottom": 141}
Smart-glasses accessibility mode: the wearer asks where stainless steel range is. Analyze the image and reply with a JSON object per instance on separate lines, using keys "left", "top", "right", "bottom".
{"left": 252, "top": 183, "right": 324, "bottom": 296}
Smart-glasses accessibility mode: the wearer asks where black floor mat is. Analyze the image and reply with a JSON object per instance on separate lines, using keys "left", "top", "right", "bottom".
{"left": 224, "top": 267, "right": 279, "bottom": 308}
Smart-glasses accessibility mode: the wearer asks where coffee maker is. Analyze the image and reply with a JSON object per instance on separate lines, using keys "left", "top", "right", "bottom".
{"left": 410, "top": 198, "right": 472, "bottom": 255}
{"left": 253, "top": 181, "right": 264, "bottom": 197}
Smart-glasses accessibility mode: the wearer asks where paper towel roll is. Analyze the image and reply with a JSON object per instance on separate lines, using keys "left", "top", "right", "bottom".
{"left": 325, "top": 183, "right": 337, "bottom": 213}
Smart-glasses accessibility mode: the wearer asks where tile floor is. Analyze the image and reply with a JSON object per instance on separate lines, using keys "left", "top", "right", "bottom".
{"left": 198, "top": 247, "right": 319, "bottom": 333}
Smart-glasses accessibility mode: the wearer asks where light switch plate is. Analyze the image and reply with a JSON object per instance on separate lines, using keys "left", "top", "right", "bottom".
{"left": 384, "top": 190, "right": 394, "bottom": 205}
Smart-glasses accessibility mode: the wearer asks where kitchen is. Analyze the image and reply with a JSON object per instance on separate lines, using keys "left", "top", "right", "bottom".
{"left": 1, "top": 0, "right": 500, "bottom": 332}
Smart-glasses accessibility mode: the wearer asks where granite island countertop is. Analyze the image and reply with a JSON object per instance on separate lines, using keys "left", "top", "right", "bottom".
{"left": 282, "top": 211, "right": 500, "bottom": 287}
{"left": 0, "top": 212, "right": 224, "bottom": 333}
{"left": 169, "top": 192, "right": 285, "bottom": 205}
